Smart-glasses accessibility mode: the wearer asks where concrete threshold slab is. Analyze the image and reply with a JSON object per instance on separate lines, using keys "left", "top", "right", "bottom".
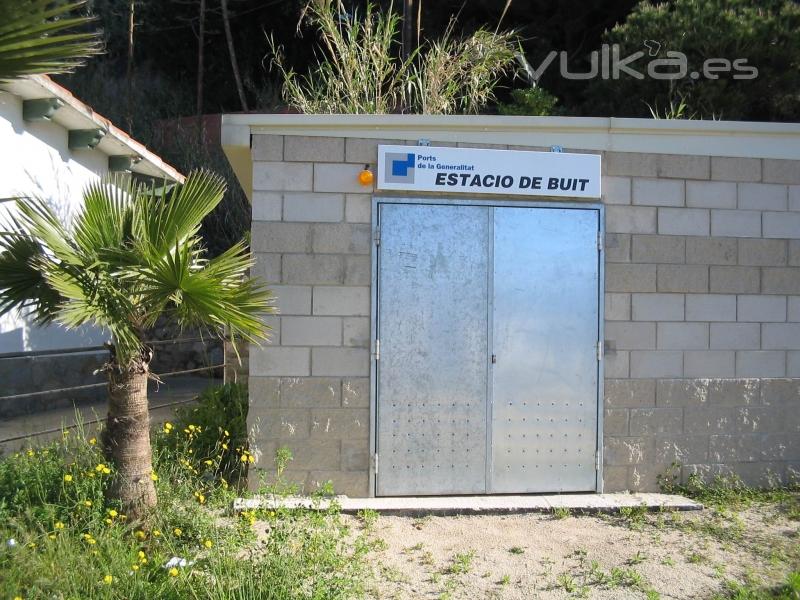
{"left": 234, "top": 493, "right": 702, "bottom": 516}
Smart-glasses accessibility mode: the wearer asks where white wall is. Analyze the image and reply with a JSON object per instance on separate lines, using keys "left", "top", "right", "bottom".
{"left": 0, "top": 91, "right": 107, "bottom": 352}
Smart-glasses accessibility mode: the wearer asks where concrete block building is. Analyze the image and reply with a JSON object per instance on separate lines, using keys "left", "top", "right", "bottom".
{"left": 222, "top": 115, "right": 800, "bottom": 497}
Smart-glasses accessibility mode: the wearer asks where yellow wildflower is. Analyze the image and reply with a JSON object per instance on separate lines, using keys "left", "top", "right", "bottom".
{"left": 95, "top": 463, "right": 105, "bottom": 472}
{"left": 48, "top": 534, "right": 56, "bottom": 540}
{"left": 14, "top": 596, "right": 22, "bottom": 600}
{"left": 221, "top": 443, "right": 228, "bottom": 450}
{"left": 27, "top": 449, "right": 34, "bottom": 457}
{"left": 169, "top": 567, "right": 179, "bottom": 577}
{"left": 105, "top": 518, "right": 112, "bottom": 525}
{"left": 204, "top": 460, "right": 213, "bottom": 466}
{"left": 87, "top": 538, "right": 97, "bottom": 545}
{"left": 138, "top": 551, "right": 146, "bottom": 560}
{"left": 88, "top": 437, "right": 97, "bottom": 445}
{"left": 135, "top": 530, "right": 146, "bottom": 540}
{"left": 103, "top": 575, "right": 113, "bottom": 585}
{"left": 203, "top": 539, "right": 213, "bottom": 549}
{"left": 84, "top": 500, "right": 92, "bottom": 507}
{"left": 173, "top": 528, "right": 182, "bottom": 536}
{"left": 108, "top": 509, "right": 118, "bottom": 518}
{"left": 224, "top": 430, "right": 230, "bottom": 437}
{"left": 55, "top": 521, "right": 65, "bottom": 529}
{"left": 132, "top": 564, "right": 140, "bottom": 571}
{"left": 153, "top": 530, "right": 161, "bottom": 537}
{"left": 150, "top": 472, "right": 159, "bottom": 481}
{"left": 102, "top": 467, "right": 110, "bottom": 474}
{"left": 240, "top": 455, "right": 248, "bottom": 463}
{"left": 63, "top": 474, "right": 73, "bottom": 482}
{"left": 197, "top": 494, "right": 206, "bottom": 504}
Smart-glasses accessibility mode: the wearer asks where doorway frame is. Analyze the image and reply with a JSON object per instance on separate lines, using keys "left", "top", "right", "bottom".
{"left": 369, "top": 196, "right": 605, "bottom": 497}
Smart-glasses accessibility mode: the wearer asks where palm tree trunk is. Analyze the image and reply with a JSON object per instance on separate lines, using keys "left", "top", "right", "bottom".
{"left": 104, "top": 356, "right": 156, "bottom": 516}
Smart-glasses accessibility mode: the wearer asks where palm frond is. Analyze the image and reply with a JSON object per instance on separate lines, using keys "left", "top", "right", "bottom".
{"left": 0, "top": 0, "right": 102, "bottom": 80}
{"left": 0, "top": 234, "right": 61, "bottom": 323}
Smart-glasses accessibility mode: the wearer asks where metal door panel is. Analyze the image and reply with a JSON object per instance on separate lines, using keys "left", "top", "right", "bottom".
{"left": 490, "top": 207, "right": 599, "bottom": 492}
{"left": 376, "top": 203, "right": 489, "bottom": 496}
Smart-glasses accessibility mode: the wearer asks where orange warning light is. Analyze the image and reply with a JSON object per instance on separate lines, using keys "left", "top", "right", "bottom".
{"left": 358, "top": 168, "right": 374, "bottom": 186}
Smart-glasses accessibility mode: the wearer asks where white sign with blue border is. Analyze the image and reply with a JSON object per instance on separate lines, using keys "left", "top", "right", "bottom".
{"left": 377, "top": 145, "right": 601, "bottom": 199}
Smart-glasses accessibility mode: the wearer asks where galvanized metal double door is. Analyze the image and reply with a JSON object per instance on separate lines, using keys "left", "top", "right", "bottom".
{"left": 375, "top": 201, "right": 601, "bottom": 496}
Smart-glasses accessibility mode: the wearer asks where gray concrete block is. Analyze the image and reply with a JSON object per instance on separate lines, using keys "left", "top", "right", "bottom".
{"left": 762, "top": 268, "right": 800, "bottom": 294}
{"left": 604, "top": 379, "right": 656, "bottom": 408}
{"left": 631, "top": 293, "right": 684, "bottom": 321}
{"left": 606, "top": 152, "right": 658, "bottom": 177}
{"left": 281, "top": 316, "right": 341, "bottom": 346}
{"left": 737, "top": 295, "right": 786, "bottom": 322}
{"left": 711, "top": 210, "right": 761, "bottom": 238}
{"left": 711, "top": 156, "right": 761, "bottom": 182}
{"left": 738, "top": 239, "right": 787, "bottom": 266}
{"left": 631, "top": 235, "right": 685, "bottom": 263}
{"left": 270, "top": 285, "right": 312, "bottom": 315}
{"left": 606, "top": 264, "right": 657, "bottom": 292}
{"left": 307, "top": 471, "right": 368, "bottom": 497}
{"left": 710, "top": 266, "right": 759, "bottom": 293}
{"left": 343, "top": 317, "right": 370, "bottom": 347}
{"left": 312, "top": 286, "right": 370, "bottom": 316}
{"left": 310, "top": 408, "right": 370, "bottom": 439}
{"left": 250, "top": 346, "right": 310, "bottom": 376}
{"left": 603, "top": 436, "right": 655, "bottom": 465}
{"left": 345, "top": 137, "right": 406, "bottom": 163}
{"left": 605, "top": 321, "right": 656, "bottom": 350}
{"left": 709, "top": 434, "right": 764, "bottom": 462}
{"left": 657, "top": 322, "right": 708, "bottom": 349}
{"left": 763, "top": 211, "right": 800, "bottom": 239}
{"left": 283, "top": 193, "right": 344, "bottom": 223}
{"left": 314, "top": 163, "right": 373, "bottom": 193}
{"left": 604, "top": 233, "right": 631, "bottom": 263}
{"left": 630, "top": 350, "right": 683, "bottom": 378}
{"left": 252, "top": 253, "right": 281, "bottom": 284}
{"left": 762, "top": 322, "right": 800, "bottom": 350}
{"left": 790, "top": 186, "right": 800, "bottom": 212}
{"left": 282, "top": 255, "right": 344, "bottom": 285}
{"left": 606, "top": 206, "right": 657, "bottom": 234}
{"left": 683, "top": 351, "right": 736, "bottom": 377}
{"left": 655, "top": 435, "right": 709, "bottom": 463}
{"left": 252, "top": 191, "right": 282, "bottom": 221}
{"left": 602, "top": 466, "right": 629, "bottom": 492}
{"left": 311, "top": 223, "right": 371, "bottom": 255}
{"left": 279, "top": 440, "right": 342, "bottom": 471}
{"left": 738, "top": 183, "right": 788, "bottom": 211}
{"left": 281, "top": 377, "right": 341, "bottom": 408}
{"left": 312, "top": 347, "right": 369, "bottom": 376}
{"left": 760, "top": 378, "right": 800, "bottom": 405}
{"left": 686, "top": 237, "right": 737, "bottom": 265}
{"left": 342, "top": 378, "right": 370, "bottom": 408}
{"left": 685, "top": 294, "right": 736, "bottom": 321}
{"left": 656, "top": 379, "right": 709, "bottom": 407}
{"left": 284, "top": 136, "right": 345, "bottom": 163}
{"left": 736, "top": 351, "right": 786, "bottom": 378}
{"left": 252, "top": 222, "right": 312, "bottom": 253}
{"left": 250, "top": 408, "right": 311, "bottom": 439}
{"left": 604, "top": 350, "right": 630, "bottom": 378}
{"left": 602, "top": 176, "right": 631, "bottom": 205}
{"left": 686, "top": 181, "right": 736, "bottom": 209}
{"left": 658, "top": 208, "right": 709, "bottom": 236}
{"left": 629, "top": 408, "right": 683, "bottom": 435}
{"left": 763, "top": 159, "right": 800, "bottom": 185}
{"left": 345, "top": 194, "right": 372, "bottom": 223}
{"left": 344, "top": 255, "right": 371, "bottom": 285}
{"left": 254, "top": 161, "right": 313, "bottom": 192}
{"left": 657, "top": 264, "right": 709, "bottom": 293}
{"left": 789, "top": 352, "right": 800, "bottom": 376}
{"left": 657, "top": 154, "right": 710, "bottom": 180}
{"left": 708, "top": 379, "right": 761, "bottom": 406}
{"left": 249, "top": 376, "right": 281, "bottom": 408}
{"left": 789, "top": 296, "right": 800, "bottom": 322}
{"left": 710, "top": 323, "right": 760, "bottom": 350}
{"left": 251, "top": 135, "right": 283, "bottom": 161}
{"left": 683, "top": 406, "right": 737, "bottom": 434}
{"left": 633, "top": 178, "right": 684, "bottom": 207}
{"left": 342, "top": 439, "right": 370, "bottom": 471}
{"left": 605, "top": 293, "right": 631, "bottom": 321}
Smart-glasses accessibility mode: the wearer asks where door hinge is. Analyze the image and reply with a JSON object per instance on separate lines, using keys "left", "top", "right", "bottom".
{"left": 597, "top": 231, "right": 603, "bottom": 252}
{"left": 373, "top": 227, "right": 381, "bottom": 246}
{"left": 373, "top": 453, "right": 379, "bottom": 475}
{"left": 374, "top": 339, "right": 380, "bottom": 361}
{"left": 595, "top": 451, "right": 601, "bottom": 471}
{"left": 597, "top": 340, "right": 603, "bottom": 361}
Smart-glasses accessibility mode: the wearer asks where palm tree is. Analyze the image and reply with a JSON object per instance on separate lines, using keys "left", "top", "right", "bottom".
{"left": 0, "top": 0, "right": 102, "bottom": 80}
{"left": 0, "top": 171, "right": 272, "bottom": 515}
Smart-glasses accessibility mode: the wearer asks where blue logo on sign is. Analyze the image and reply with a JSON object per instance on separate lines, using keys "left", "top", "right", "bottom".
{"left": 391, "top": 153, "right": 415, "bottom": 177}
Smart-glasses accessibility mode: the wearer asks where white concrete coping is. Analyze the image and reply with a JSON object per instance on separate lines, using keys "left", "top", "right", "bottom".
{"left": 234, "top": 493, "right": 702, "bottom": 516}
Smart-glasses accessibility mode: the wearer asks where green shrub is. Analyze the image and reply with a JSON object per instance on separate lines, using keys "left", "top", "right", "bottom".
{"left": 498, "top": 87, "right": 559, "bottom": 116}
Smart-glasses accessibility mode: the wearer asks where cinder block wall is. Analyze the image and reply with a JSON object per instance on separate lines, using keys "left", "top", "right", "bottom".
{"left": 248, "top": 134, "right": 800, "bottom": 495}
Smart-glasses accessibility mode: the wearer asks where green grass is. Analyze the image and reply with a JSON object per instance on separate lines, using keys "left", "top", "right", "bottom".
{"left": 713, "top": 572, "right": 800, "bottom": 600}
{"left": 445, "top": 550, "right": 476, "bottom": 575}
{"left": 0, "top": 385, "right": 371, "bottom": 599}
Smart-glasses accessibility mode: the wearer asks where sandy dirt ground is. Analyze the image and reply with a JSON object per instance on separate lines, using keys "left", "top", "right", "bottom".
{"left": 349, "top": 502, "right": 799, "bottom": 600}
